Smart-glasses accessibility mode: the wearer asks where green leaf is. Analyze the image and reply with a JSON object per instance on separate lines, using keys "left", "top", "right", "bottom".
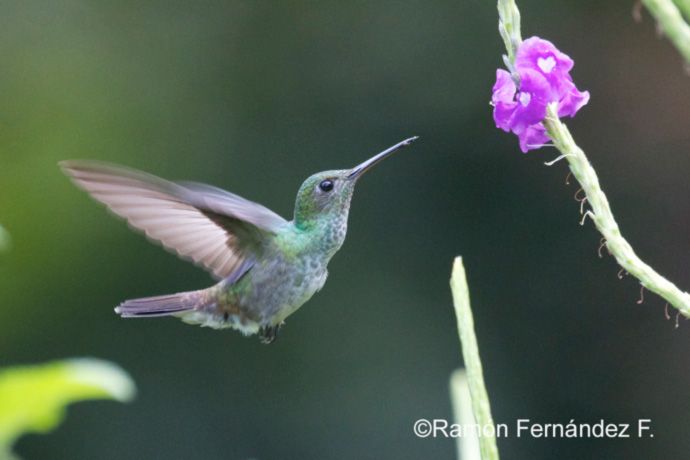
{"left": 0, "top": 358, "right": 136, "bottom": 458}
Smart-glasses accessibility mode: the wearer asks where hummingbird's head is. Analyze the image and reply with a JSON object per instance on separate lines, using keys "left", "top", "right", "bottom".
{"left": 293, "top": 137, "right": 418, "bottom": 230}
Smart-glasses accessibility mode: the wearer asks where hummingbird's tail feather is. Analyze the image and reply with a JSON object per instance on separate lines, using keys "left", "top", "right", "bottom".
{"left": 115, "top": 290, "right": 205, "bottom": 318}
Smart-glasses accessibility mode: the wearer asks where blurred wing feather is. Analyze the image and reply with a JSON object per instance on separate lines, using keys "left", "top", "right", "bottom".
{"left": 59, "top": 160, "right": 287, "bottom": 280}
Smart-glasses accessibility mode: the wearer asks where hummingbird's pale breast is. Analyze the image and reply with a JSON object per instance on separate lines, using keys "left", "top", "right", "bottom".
{"left": 180, "top": 213, "right": 349, "bottom": 333}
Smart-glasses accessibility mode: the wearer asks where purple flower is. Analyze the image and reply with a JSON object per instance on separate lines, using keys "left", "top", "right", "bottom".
{"left": 492, "top": 37, "right": 589, "bottom": 152}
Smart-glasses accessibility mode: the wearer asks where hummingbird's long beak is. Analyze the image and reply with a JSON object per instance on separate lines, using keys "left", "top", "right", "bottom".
{"left": 347, "top": 136, "right": 419, "bottom": 180}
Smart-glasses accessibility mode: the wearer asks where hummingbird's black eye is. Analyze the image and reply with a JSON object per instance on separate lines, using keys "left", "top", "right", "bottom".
{"left": 319, "top": 179, "right": 334, "bottom": 192}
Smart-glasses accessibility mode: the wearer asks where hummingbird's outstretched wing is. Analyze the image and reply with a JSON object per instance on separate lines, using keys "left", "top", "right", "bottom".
{"left": 59, "top": 160, "right": 288, "bottom": 280}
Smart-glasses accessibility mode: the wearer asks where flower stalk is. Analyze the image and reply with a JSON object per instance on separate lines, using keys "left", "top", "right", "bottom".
{"left": 496, "top": 0, "right": 690, "bottom": 319}
{"left": 497, "top": 0, "right": 522, "bottom": 66}
{"left": 450, "top": 370, "right": 481, "bottom": 460}
{"left": 642, "top": 0, "right": 690, "bottom": 65}
{"left": 542, "top": 106, "right": 690, "bottom": 318}
{"left": 450, "top": 257, "right": 499, "bottom": 460}
{"left": 673, "top": 0, "right": 690, "bottom": 21}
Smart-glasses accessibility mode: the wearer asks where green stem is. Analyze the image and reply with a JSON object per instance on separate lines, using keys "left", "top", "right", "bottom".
{"left": 497, "top": 0, "right": 523, "bottom": 66}
{"left": 642, "top": 0, "right": 690, "bottom": 64}
{"left": 673, "top": 0, "right": 690, "bottom": 20}
{"left": 543, "top": 106, "right": 690, "bottom": 318}
{"left": 450, "top": 257, "right": 499, "bottom": 460}
{"left": 450, "top": 370, "right": 481, "bottom": 460}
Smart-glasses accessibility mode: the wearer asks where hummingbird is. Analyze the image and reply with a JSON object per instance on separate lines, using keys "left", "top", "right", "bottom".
{"left": 60, "top": 137, "right": 417, "bottom": 344}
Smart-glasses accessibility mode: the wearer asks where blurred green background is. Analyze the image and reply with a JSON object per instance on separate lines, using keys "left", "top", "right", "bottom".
{"left": 2, "top": 1, "right": 690, "bottom": 458}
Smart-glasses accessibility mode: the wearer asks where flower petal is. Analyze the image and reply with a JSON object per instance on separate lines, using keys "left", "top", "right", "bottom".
{"left": 492, "top": 69, "right": 518, "bottom": 131}
{"left": 492, "top": 69, "right": 516, "bottom": 104}
{"left": 516, "top": 36, "right": 574, "bottom": 78}
{"left": 509, "top": 69, "right": 549, "bottom": 128}
{"left": 517, "top": 123, "right": 550, "bottom": 153}
{"left": 557, "top": 81, "right": 590, "bottom": 118}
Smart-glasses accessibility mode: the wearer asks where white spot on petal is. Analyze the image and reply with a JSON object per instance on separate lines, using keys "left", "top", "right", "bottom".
{"left": 518, "top": 92, "right": 531, "bottom": 106}
{"left": 537, "top": 56, "right": 556, "bottom": 73}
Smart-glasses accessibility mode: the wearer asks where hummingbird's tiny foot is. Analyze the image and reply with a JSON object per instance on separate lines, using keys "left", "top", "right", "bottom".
{"left": 258, "top": 322, "right": 284, "bottom": 345}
